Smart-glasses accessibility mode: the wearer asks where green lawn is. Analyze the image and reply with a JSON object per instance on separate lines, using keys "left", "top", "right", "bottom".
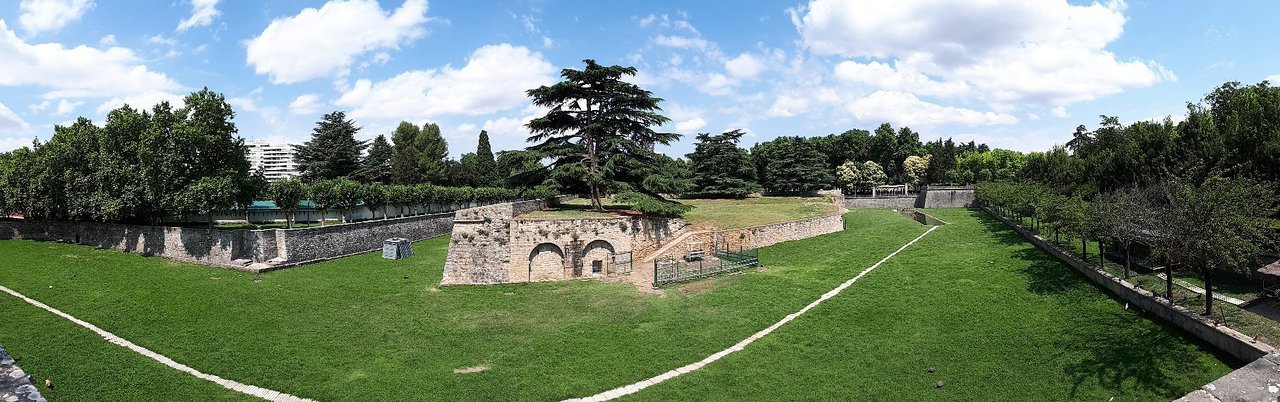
{"left": 522, "top": 196, "right": 838, "bottom": 229}
{"left": 625, "top": 209, "right": 1234, "bottom": 401}
{"left": 0, "top": 209, "right": 1233, "bottom": 401}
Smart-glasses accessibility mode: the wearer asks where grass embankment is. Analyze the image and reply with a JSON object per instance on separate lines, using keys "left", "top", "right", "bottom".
{"left": 0, "top": 210, "right": 924, "bottom": 401}
{"left": 1009, "top": 216, "right": 1280, "bottom": 345}
{"left": 520, "top": 196, "right": 838, "bottom": 230}
{"left": 628, "top": 209, "right": 1233, "bottom": 401}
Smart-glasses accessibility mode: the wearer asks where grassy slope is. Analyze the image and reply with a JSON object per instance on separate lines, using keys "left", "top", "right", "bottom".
{"left": 0, "top": 210, "right": 925, "bottom": 401}
{"left": 521, "top": 197, "right": 837, "bottom": 230}
{"left": 628, "top": 209, "right": 1233, "bottom": 401}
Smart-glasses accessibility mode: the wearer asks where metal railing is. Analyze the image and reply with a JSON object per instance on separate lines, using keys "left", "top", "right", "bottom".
{"left": 653, "top": 247, "right": 760, "bottom": 287}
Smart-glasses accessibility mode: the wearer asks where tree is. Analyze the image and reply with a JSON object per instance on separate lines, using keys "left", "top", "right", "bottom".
{"left": 268, "top": 179, "right": 306, "bottom": 228}
{"left": 391, "top": 122, "right": 423, "bottom": 184}
{"left": 294, "top": 111, "right": 367, "bottom": 181}
{"left": 762, "top": 137, "right": 834, "bottom": 194}
{"left": 362, "top": 184, "right": 388, "bottom": 220}
{"left": 495, "top": 149, "right": 546, "bottom": 189}
{"left": 309, "top": 180, "right": 338, "bottom": 226}
{"left": 357, "top": 134, "right": 393, "bottom": 184}
{"left": 525, "top": 59, "right": 677, "bottom": 210}
{"left": 1161, "top": 178, "right": 1276, "bottom": 316}
{"left": 474, "top": 130, "right": 499, "bottom": 187}
{"left": 182, "top": 176, "right": 236, "bottom": 228}
{"left": 418, "top": 122, "right": 449, "bottom": 184}
{"left": 331, "top": 179, "right": 364, "bottom": 223}
{"left": 837, "top": 160, "right": 887, "bottom": 194}
{"left": 236, "top": 169, "right": 268, "bottom": 225}
{"left": 686, "top": 130, "right": 759, "bottom": 198}
{"left": 902, "top": 155, "right": 931, "bottom": 188}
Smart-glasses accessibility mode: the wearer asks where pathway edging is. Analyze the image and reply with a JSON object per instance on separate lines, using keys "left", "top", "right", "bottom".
{"left": 0, "top": 284, "right": 314, "bottom": 402}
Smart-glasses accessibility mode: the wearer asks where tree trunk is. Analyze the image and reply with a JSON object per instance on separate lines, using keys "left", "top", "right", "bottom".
{"left": 1166, "top": 263, "right": 1174, "bottom": 301}
{"left": 1081, "top": 236, "right": 1087, "bottom": 259}
{"left": 319, "top": 210, "right": 326, "bottom": 226}
{"left": 383, "top": 206, "right": 389, "bottom": 220}
{"left": 207, "top": 213, "right": 214, "bottom": 229}
{"left": 1204, "top": 269, "right": 1214, "bottom": 317}
{"left": 1098, "top": 240, "right": 1104, "bottom": 269}
{"left": 287, "top": 212, "right": 294, "bottom": 229}
{"left": 1124, "top": 243, "right": 1131, "bottom": 279}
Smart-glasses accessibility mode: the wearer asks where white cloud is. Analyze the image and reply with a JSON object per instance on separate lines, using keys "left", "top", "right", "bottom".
{"left": 833, "top": 60, "right": 969, "bottom": 98}
{"left": 1051, "top": 106, "right": 1069, "bottom": 118}
{"left": 177, "top": 0, "right": 221, "bottom": 32}
{"left": 18, "top": 0, "right": 93, "bottom": 35}
{"left": 653, "top": 35, "right": 709, "bottom": 51}
{"left": 795, "top": 0, "right": 1171, "bottom": 107}
{"left": 95, "top": 91, "right": 184, "bottom": 114}
{"left": 147, "top": 34, "right": 177, "bottom": 46}
{"left": 847, "top": 91, "right": 1017, "bottom": 127}
{"left": 245, "top": 0, "right": 429, "bottom": 84}
{"left": 0, "top": 102, "right": 30, "bottom": 132}
{"left": 724, "top": 53, "right": 765, "bottom": 79}
{"left": 289, "top": 93, "right": 324, "bottom": 115}
{"left": 1267, "top": 74, "right": 1280, "bottom": 83}
{"left": 638, "top": 14, "right": 656, "bottom": 27}
{"left": 0, "top": 21, "right": 182, "bottom": 102}
{"left": 675, "top": 117, "right": 706, "bottom": 132}
{"left": 335, "top": 44, "right": 554, "bottom": 120}
{"left": 52, "top": 99, "right": 81, "bottom": 116}
{"left": 542, "top": 36, "right": 553, "bottom": 49}
{"left": 98, "top": 34, "right": 115, "bottom": 46}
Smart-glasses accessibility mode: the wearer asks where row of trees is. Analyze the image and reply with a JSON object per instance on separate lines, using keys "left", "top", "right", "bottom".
{"left": 262, "top": 179, "right": 542, "bottom": 228}
{"left": 0, "top": 89, "right": 257, "bottom": 224}
{"left": 968, "top": 80, "right": 1280, "bottom": 317}
{"left": 976, "top": 180, "right": 1276, "bottom": 316}
{"left": 292, "top": 112, "right": 513, "bottom": 189}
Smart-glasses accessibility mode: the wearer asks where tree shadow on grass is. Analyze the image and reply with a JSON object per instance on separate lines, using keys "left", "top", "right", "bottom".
{"left": 969, "top": 209, "right": 1044, "bottom": 247}
{"left": 1056, "top": 309, "right": 1230, "bottom": 400}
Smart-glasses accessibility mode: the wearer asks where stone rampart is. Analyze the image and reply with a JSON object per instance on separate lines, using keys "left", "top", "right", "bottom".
{"left": 844, "top": 187, "right": 975, "bottom": 209}
{"left": 0, "top": 211, "right": 457, "bottom": 271}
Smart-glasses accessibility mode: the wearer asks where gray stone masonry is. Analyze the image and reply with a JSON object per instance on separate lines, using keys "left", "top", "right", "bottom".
{"left": 0, "top": 211, "right": 454, "bottom": 272}
{"left": 843, "top": 186, "right": 975, "bottom": 209}
{"left": 0, "top": 345, "right": 46, "bottom": 402}
{"left": 1177, "top": 352, "right": 1280, "bottom": 402}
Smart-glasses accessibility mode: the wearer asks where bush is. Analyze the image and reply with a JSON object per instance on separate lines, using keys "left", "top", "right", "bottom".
{"left": 613, "top": 192, "right": 692, "bottom": 217}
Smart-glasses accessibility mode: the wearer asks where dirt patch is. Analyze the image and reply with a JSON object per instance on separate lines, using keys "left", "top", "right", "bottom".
{"left": 452, "top": 365, "right": 489, "bottom": 374}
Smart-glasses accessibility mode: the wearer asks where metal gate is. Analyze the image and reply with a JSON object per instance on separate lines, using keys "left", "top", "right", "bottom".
{"left": 610, "top": 251, "right": 633, "bottom": 275}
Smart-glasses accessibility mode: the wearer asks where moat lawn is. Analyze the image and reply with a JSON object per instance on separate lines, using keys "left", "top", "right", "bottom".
{"left": 0, "top": 209, "right": 1233, "bottom": 401}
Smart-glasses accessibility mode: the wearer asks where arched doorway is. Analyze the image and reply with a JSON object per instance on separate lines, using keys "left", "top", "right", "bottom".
{"left": 581, "top": 240, "right": 615, "bottom": 277}
{"left": 528, "top": 243, "right": 565, "bottom": 282}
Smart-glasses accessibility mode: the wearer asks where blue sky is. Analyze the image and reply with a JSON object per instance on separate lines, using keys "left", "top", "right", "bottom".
{"left": 1, "top": 0, "right": 1277, "bottom": 158}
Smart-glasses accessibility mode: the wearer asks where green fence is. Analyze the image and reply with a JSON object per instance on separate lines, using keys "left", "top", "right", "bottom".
{"left": 653, "top": 247, "right": 760, "bottom": 287}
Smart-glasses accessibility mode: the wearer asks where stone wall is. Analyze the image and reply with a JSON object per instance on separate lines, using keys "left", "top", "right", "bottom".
{"left": 986, "top": 206, "right": 1274, "bottom": 363}
{"left": 505, "top": 216, "right": 685, "bottom": 282}
{"left": 649, "top": 214, "right": 845, "bottom": 261}
{"left": 843, "top": 187, "right": 975, "bottom": 209}
{"left": 0, "top": 345, "right": 46, "bottom": 402}
{"left": 0, "top": 212, "right": 457, "bottom": 271}
{"left": 920, "top": 187, "right": 976, "bottom": 208}
{"left": 843, "top": 196, "right": 918, "bottom": 209}
{"left": 440, "top": 198, "right": 571, "bottom": 285}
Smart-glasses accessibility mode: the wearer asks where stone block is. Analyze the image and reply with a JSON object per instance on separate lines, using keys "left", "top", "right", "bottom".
{"left": 382, "top": 238, "right": 413, "bottom": 259}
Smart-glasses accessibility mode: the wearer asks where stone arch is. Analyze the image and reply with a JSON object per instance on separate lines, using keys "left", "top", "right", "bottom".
{"left": 528, "top": 243, "right": 565, "bottom": 282}
{"left": 581, "top": 239, "right": 615, "bottom": 277}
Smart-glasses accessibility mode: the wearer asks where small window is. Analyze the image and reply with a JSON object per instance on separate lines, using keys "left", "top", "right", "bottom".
{"left": 592, "top": 260, "right": 603, "bottom": 273}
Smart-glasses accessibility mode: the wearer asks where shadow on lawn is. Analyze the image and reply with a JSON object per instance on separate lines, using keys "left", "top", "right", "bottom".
{"left": 1057, "top": 309, "right": 1221, "bottom": 400}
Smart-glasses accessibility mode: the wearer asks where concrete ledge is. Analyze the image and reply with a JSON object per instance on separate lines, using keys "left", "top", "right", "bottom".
{"left": 0, "top": 345, "right": 46, "bottom": 402}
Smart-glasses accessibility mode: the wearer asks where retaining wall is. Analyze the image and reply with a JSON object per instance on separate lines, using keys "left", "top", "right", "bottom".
{"left": 843, "top": 187, "right": 976, "bottom": 209}
{"left": 985, "top": 206, "right": 1274, "bottom": 363}
{"left": 649, "top": 214, "right": 846, "bottom": 262}
{"left": 0, "top": 212, "right": 456, "bottom": 271}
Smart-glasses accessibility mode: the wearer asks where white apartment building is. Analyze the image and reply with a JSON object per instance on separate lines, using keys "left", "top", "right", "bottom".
{"left": 245, "top": 140, "right": 300, "bottom": 182}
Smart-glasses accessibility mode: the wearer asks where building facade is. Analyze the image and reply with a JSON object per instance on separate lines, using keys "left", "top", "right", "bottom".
{"left": 245, "top": 140, "right": 299, "bottom": 182}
